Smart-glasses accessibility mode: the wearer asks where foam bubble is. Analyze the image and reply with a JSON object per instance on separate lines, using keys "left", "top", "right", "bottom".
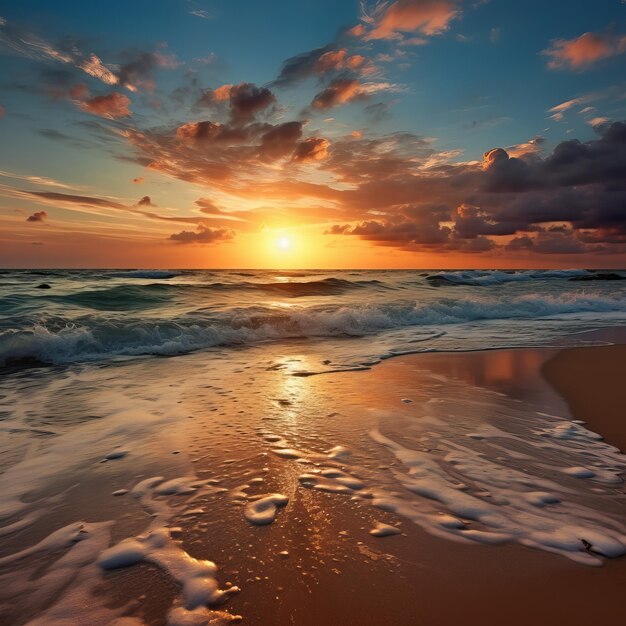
{"left": 369, "top": 522, "right": 401, "bottom": 537}
{"left": 244, "top": 494, "right": 289, "bottom": 525}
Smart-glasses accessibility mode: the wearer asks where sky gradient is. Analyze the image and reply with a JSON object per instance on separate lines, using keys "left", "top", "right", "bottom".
{"left": 1, "top": 0, "right": 625, "bottom": 268}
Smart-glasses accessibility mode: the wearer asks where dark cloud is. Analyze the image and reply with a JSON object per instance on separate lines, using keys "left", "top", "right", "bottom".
{"left": 197, "top": 82, "right": 276, "bottom": 124}
{"left": 272, "top": 45, "right": 334, "bottom": 86}
{"left": 168, "top": 225, "right": 236, "bottom": 244}
{"left": 29, "top": 191, "right": 127, "bottom": 209}
{"left": 292, "top": 137, "right": 330, "bottom": 163}
{"left": 26, "top": 210, "right": 47, "bottom": 222}
{"left": 325, "top": 121, "right": 626, "bottom": 252}
{"left": 260, "top": 121, "right": 303, "bottom": 160}
{"left": 136, "top": 195, "right": 155, "bottom": 206}
{"left": 506, "top": 231, "right": 586, "bottom": 254}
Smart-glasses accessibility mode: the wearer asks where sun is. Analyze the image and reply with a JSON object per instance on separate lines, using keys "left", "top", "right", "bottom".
{"left": 276, "top": 236, "right": 292, "bottom": 250}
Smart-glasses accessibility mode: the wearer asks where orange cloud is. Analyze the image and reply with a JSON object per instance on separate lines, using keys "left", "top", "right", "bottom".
{"left": 366, "top": 0, "right": 460, "bottom": 40}
{"left": 213, "top": 84, "right": 233, "bottom": 101}
{"left": 78, "top": 92, "right": 131, "bottom": 119}
{"left": 313, "top": 49, "right": 372, "bottom": 75}
{"left": 311, "top": 78, "right": 365, "bottom": 109}
{"left": 347, "top": 24, "right": 366, "bottom": 38}
{"left": 543, "top": 31, "right": 626, "bottom": 70}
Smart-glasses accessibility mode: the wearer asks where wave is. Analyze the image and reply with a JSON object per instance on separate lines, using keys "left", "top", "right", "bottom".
{"left": 47, "top": 285, "right": 173, "bottom": 310}
{"left": 111, "top": 270, "right": 179, "bottom": 279}
{"left": 25, "top": 278, "right": 387, "bottom": 311}
{"left": 1, "top": 292, "right": 623, "bottom": 366}
{"left": 425, "top": 269, "right": 591, "bottom": 286}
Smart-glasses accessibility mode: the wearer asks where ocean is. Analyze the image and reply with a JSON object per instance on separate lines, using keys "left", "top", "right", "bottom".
{"left": 1, "top": 268, "right": 626, "bottom": 369}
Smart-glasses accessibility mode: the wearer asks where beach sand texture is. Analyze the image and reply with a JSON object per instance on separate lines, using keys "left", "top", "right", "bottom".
{"left": 0, "top": 341, "right": 625, "bottom": 625}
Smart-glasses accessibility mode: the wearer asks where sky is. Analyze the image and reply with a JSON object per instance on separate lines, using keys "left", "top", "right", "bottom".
{"left": 0, "top": 0, "right": 625, "bottom": 269}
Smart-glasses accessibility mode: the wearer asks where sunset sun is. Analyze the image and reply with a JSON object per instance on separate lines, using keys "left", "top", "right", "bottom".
{"left": 276, "top": 236, "right": 292, "bottom": 250}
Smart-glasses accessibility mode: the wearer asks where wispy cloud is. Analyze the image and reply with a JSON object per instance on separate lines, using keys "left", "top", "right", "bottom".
{"left": 543, "top": 30, "right": 626, "bottom": 71}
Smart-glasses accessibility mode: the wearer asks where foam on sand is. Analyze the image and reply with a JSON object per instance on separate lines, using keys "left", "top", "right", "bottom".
{"left": 98, "top": 474, "right": 241, "bottom": 624}
{"left": 370, "top": 522, "right": 402, "bottom": 537}
{"left": 99, "top": 527, "right": 240, "bottom": 621}
{"left": 267, "top": 374, "right": 626, "bottom": 566}
{"left": 243, "top": 493, "right": 289, "bottom": 525}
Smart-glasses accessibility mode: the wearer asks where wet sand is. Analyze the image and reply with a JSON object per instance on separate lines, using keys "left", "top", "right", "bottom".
{"left": 1, "top": 342, "right": 625, "bottom": 626}
{"left": 222, "top": 347, "right": 626, "bottom": 626}
{"left": 543, "top": 344, "right": 626, "bottom": 453}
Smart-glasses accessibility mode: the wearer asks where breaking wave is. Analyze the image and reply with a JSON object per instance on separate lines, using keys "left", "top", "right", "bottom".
{"left": 1, "top": 292, "right": 624, "bottom": 366}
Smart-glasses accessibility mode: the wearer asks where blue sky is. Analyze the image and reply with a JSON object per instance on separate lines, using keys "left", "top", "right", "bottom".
{"left": 0, "top": 0, "right": 625, "bottom": 267}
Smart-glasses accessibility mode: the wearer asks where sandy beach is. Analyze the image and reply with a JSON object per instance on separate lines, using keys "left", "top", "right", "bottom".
{"left": 1, "top": 336, "right": 625, "bottom": 626}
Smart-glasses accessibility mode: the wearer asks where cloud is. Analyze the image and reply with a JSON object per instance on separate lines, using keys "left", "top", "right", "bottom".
{"left": 309, "top": 77, "right": 404, "bottom": 111}
{"left": 548, "top": 96, "right": 586, "bottom": 121}
{"left": 20, "top": 190, "right": 222, "bottom": 227}
{"left": 325, "top": 121, "right": 626, "bottom": 252}
{"left": 0, "top": 169, "right": 73, "bottom": 188}
{"left": 292, "top": 137, "right": 330, "bottom": 163}
{"left": 189, "top": 9, "right": 214, "bottom": 19}
{"left": 0, "top": 18, "right": 177, "bottom": 93}
{"left": 195, "top": 198, "right": 223, "bottom": 214}
{"left": 543, "top": 31, "right": 626, "bottom": 71}
{"left": 506, "top": 136, "right": 544, "bottom": 159}
{"left": 311, "top": 78, "right": 364, "bottom": 109}
{"left": 259, "top": 121, "right": 303, "bottom": 160}
{"left": 111, "top": 49, "right": 179, "bottom": 91}
{"left": 26, "top": 210, "right": 47, "bottom": 222}
{"left": 197, "top": 82, "right": 276, "bottom": 123}
{"left": 78, "top": 92, "right": 131, "bottom": 119}
{"left": 272, "top": 45, "right": 334, "bottom": 86}
{"left": 364, "top": 0, "right": 461, "bottom": 41}
{"left": 588, "top": 116, "right": 610, "bottom": 128}
{"left": 136, "top": 195, "right": 155, "bottom": 206}
{"left": 79, "top": 54, "right": 119, "bottom": 85}
{"left": 272, "top": 41, "right": 376, "bottom": 88}
{"left": 507, "top": 231, "right": 586, "bottom": 254}
{"left": 168, "top": 225, "right": 236, "bottom": 244}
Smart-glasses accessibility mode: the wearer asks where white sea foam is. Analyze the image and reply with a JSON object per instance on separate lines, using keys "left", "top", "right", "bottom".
{"left": 427, "top": 269, "right": 590, "bottom": 285}
{"left": 243, "top": 494, "right": 289, "bottom": 525}
{"left": 1, "top": 291, "right": 624, "bottom": 366}
{"left": 369, "top": 522, "right": 402, "bottom": 537}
